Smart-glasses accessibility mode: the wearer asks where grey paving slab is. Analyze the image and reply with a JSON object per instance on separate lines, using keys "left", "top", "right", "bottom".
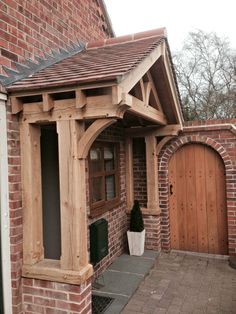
{"left": 94, "top": 270, "right": 144, "bottom": 297}
{"left": 142, "top": 250, "right": 160, "bottom": 259}
{"left": 108, "top": 254, "right": 156, "bottom": 275}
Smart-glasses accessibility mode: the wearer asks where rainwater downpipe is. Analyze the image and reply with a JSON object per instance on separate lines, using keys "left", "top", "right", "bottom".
{"left": 0, "top": 92, "right": 13, "bottom": 314}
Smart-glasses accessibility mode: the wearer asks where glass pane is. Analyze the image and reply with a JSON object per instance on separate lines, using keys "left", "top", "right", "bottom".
{"left": 105, "top": 175, "right": 116, "bottom": 200}
{"left": 92, "top": 177, "right": 103, "bottom": 203}
{"left": 90, "top": 147, "right": 103, "bottom": 172}
{"left": 104, "top": 146, "right": 115, "bottom": 171}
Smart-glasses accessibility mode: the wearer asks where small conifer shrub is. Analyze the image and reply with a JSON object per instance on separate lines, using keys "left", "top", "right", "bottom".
{"left": 129, "top": 200, "right": 144, "bottom": 232}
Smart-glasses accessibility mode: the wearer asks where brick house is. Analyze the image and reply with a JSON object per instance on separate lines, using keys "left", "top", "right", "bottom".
{"left": 0, "top": 1, "right": 236, "bottom": 314}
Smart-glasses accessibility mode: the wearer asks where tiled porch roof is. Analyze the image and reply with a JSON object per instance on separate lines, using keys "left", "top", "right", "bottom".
{"left": 6, "top": 28, "right": 166, "bottom": 92}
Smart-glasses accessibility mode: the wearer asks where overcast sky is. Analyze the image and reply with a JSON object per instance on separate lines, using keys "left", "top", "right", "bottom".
{"left": 104, "top": 0, "right": 236, "bottom": 52}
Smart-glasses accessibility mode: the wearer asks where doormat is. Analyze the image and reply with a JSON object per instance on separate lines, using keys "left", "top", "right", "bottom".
{"left": 92, "top": 294, "right": 114, "bottom": 314}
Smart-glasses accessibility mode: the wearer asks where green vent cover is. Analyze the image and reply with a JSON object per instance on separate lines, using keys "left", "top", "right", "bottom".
{"left": 90, "top": 219, "right": 108, "bottom": 264}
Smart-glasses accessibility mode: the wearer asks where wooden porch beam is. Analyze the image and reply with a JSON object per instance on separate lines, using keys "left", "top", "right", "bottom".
{"left": 125, "top": 124, "right": 182, "bottom": 137}
{"left": 127, "top": 95, "right": 167, "bottom": 125}
{"left": 21, "top": 95, "right": 126, "bottom": 123}
{"left": 145, "top": 135, "right": 160, "bottom": 213}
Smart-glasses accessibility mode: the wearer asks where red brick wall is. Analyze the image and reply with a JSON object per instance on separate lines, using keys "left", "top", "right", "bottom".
{"left": 22, "top": 278, "right": 91, "bottom": 314}
{"left": 133, "top": 138, "right": 147, "bottom": 208}
{"left": 143, "top": 215, "right": 161, "bottom": 251}
{"left": 0, "top": 0, "right": 112, "bottom": 74}
{"left": 7, "top": 100, "right": 23, "bottom": 314}
{"left": 158, "top": 119, "right": 236, "bottom": 256}
{"left": 2, "top": 1, "right": 112, "bottom": 313}
{"left": 88, "top": 124, "right": 128, "bottom": 278}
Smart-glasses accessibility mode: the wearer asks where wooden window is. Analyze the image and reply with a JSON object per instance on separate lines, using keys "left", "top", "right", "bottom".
{"left": 89, "top": 142, "right": 120, "bottom": 217}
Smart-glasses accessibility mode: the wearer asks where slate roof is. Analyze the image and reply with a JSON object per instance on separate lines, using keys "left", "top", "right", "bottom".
{"left": 6, "top": 28, "right": 167, "bottom": 92}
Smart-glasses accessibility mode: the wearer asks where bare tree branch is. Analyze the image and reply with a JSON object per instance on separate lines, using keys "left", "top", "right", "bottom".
{"left": 173, "top": 29, "right": 236, "bottom": 120}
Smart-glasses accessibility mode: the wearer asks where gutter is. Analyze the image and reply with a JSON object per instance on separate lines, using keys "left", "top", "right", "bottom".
{"left": 0, "top": 93, "right": 13, "bottom": 314}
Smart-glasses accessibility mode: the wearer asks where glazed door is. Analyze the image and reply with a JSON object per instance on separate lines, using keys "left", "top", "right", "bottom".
{"left": 169, "top": 144, "right": 228, "bottom": 254}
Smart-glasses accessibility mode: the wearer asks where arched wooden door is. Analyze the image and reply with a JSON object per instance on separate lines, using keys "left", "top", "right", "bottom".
{"left": 169, "top": 144, "right": 228, "bottom": 254}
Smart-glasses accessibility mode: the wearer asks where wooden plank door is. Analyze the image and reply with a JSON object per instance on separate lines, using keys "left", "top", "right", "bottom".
{"left": 169, "top": 144, "right": 228, "bottom": 254}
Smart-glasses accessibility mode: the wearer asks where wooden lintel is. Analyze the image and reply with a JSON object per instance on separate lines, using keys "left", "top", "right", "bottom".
{"left": 76, "top": 89, "right": 86, "bottom": 109}
{"left": 155, "top": 124, "right": 182, "bottom": 136}
{"left": 125, "top": 137, "right": 134, "bottom": 210}
{"left": 42, "top": 93, "right": 54, "bottom": 112}
{"left": 145, "top": 135, "right": 159, "bottom": 213}
{"left": 11, "top": 96, "right": 23, "bottom": 114}
{"left": 22, "top": 98, "right": 122, "bottom": 123}
{"left": 125, "top": 124, "right": 182, "bottom": 138}
{"left": 86, "top": 94, "right": 112, "bottom": 106}
{"left": 126, "top": 95, "right": 167, "bottom": 125}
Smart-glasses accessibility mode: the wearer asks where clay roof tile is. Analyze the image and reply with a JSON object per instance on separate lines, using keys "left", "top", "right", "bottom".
{"left": 6, "top": 27, "right": 167, "bottom": 92}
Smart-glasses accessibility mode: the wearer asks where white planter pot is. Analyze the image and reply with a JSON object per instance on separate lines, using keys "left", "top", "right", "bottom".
{"left": 127, "top": 229, "right": 145, "bottom": 256}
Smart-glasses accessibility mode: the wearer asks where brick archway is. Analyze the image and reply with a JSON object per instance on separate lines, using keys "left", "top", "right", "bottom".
{"left": 158, "top": 134, "right": 235, "bottom": 255}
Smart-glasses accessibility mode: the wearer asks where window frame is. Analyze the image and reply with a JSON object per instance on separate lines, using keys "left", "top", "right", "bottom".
{"left": 88, "top": 141, "right": 120, "bottom": 217}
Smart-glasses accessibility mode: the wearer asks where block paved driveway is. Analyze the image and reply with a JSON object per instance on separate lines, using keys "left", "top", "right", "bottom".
{"left": 122, "top": 252, "right": 236, "bottom": 314}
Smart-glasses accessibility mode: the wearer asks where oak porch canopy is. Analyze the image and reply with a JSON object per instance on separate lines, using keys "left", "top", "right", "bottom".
{"left": 5, "top": 28, "right": 183, "bottom": 284}
{"left": 7, "top": 27, "right": 182, "bottom": 125}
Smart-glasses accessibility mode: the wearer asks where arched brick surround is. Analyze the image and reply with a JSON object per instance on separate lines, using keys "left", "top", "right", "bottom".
{"left": 158, "top": 133, "right": 236, "bottom": 256}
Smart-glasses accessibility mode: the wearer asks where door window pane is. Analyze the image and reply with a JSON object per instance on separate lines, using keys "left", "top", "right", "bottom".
{"left": 105, "top": 175, "right": 116, "bottom": 200}
{"left": 92, "top": 176, "right": 103, "bottom": 202}
{"left": 104, "top": 146, "right": 114, "bottom": 171}
{"left": 90, "top": 147, "right": 103, "bottom": 172}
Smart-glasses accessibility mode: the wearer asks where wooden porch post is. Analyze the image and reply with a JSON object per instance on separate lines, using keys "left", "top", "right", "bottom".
{"left": 125, "top": 137, "right": 134, "bottom": 210}
{"left": 145, "top": 135, "right": 160, "bottom": 213}
{"left": 21, "top": 123, "right": 44, "bottom": 265}
{"left": 57, "top": 120, "right": 88, "bottom": 271}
